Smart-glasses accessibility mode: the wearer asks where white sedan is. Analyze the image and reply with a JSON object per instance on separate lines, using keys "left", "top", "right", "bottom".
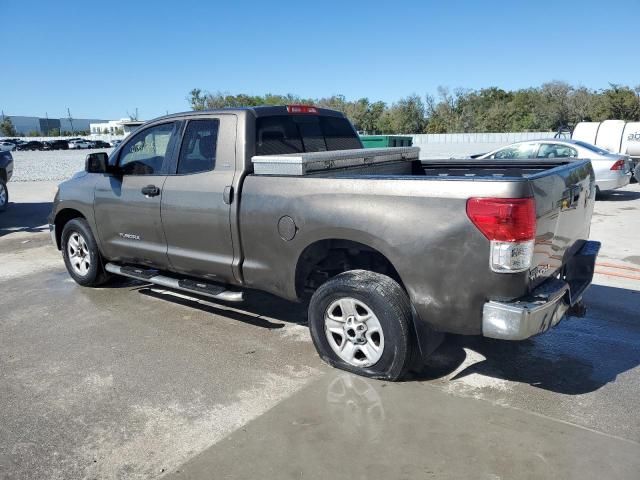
{"left": 68, "top": 140, "right": 92, "bottom": 149}
{"left": 477, "top": 139, "right": 632, "bottom": 194}
{"left": 0, "top": 141, "right": 16, "bottom": 152}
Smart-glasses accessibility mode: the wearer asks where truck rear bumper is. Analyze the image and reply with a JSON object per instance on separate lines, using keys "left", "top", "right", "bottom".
{"left": 482, "top": 240, "right": 601, "bottom": 340}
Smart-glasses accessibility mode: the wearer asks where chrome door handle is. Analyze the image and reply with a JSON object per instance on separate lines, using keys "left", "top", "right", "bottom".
{"left": 141, "top": 185, "right": 160, "bottom": 197}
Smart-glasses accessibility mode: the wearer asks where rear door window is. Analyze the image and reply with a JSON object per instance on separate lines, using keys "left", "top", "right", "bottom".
{"left": 256, "top": 115, "right": 361, "bottom": 155}
{"left": 177, "top": 119, "right": 220, "bottom": 174}
{"left": 537, "top": 144, "right": 578, "bottom": 158}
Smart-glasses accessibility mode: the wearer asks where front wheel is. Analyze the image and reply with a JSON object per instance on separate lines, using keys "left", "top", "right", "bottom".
{"left": 308, "top": 270, "right": 414, "bottom": 381}
{"left": 61, "top": 218, "right": 110, "bottom": 286}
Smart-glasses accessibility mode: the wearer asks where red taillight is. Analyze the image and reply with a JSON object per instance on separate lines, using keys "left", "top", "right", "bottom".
{"left": 286, "top": 105, "right": 318, "bottom": 114}
{"left": 610, "top": 159, "right": 625, "bottom": 171}
{"left": 466, "top": 197, "right": 536, "bottom": 242}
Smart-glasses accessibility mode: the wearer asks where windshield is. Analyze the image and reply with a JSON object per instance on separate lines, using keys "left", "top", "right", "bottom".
{"left": 573, "top": 140, "right": 610, "bottom": 155}
{"left": 255, "top": 115, "right": 362, "bottom": 155}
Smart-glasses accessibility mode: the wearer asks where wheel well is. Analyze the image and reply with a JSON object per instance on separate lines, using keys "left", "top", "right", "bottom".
{"left": 0, "top": 168, "right": 6, "bottom": 183}
{"left": 54, "top": 209, "right": 85, "bottom": 249}
{"left": 295, "top": 239, "right": 405, "bottom": 299}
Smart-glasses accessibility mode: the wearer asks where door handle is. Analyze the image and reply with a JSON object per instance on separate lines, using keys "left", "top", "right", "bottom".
{"left": 141, "top": 185, "right": 160, "bottom": 197}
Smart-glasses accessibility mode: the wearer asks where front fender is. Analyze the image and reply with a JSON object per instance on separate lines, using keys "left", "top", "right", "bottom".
{"left": 49, "top": 174, "right": 99, "bottom": 250}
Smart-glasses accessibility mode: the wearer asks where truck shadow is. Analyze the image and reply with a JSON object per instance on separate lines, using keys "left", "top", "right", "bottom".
{"left": 119, "top": 277, "right": 639, "bottom": 395}
{"left": 413, "top": 284, "right": 640, "bottom": 395}
{"left": 597, "top": 189, "right": 640, "bottom": 201}
{"left": 136, "top": 286, "right": 305, "bottom": 330}
{"left": 0, "top": 202, "right": 51, "bottom": 236}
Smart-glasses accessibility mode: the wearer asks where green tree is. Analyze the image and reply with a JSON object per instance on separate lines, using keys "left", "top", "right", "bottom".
{"left": 0, "top": 117, "right": 17, "bottom": 136}
{"left": 594, "top": 84, "right": 640, "bottom": 120}
{"left": 387, "top": 94, "right": 425, "bottom": 134}
{"left": 188, "top": 88, "right": 207, "bottom": 110}
{"left": 375, "top": 109, "right": 395, "bottom": 134}
{"left": 186, "top": 82, "right": 640, "bottom": 134}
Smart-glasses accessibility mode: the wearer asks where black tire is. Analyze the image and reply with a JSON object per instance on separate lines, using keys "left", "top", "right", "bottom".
{"left": 595, "top": 186, "right": 602, "bottom": 200}
{"left": 61, "top": 218, "right": 110, "bottom": 287}
{"left": 308, "top": 270, "right": 414, "bottom": 381}
{"left": 0, "top": 178, "right": 8, "bottom": 212}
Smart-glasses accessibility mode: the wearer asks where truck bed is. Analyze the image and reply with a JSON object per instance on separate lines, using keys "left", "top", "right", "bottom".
{"left": 308, "top": 158, "right": 578, "bottom": 179}
{"left": 251, "top": 147, "right": 577, "bottom": 179}
{"left": 241, "top": 154, "right": 595, "bottom": 331}
{"left": 418, "top": 159, "right": 574, "bottom": 178}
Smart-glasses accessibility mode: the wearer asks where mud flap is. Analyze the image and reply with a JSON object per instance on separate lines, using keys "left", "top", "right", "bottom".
{"left": 410, "top": 304, "right": 445, "bottom": 366}
{"left": 563, "top": 240, "right": 601, "bottom": 306}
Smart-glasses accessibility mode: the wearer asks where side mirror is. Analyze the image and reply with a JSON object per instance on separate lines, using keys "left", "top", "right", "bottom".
{"left": 85, "top": 152, "right": 109, "bottom": 174}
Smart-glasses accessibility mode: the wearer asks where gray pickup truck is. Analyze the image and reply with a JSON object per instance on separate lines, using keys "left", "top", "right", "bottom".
{"left": 49, "top": 106, "right": 600, "bottom": 380}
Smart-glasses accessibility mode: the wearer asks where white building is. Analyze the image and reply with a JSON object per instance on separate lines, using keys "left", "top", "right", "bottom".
{"left": 90, "top": 119, "right": 144, "bottom": 137}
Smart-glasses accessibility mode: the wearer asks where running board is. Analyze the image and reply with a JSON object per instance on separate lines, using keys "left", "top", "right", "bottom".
{"left": 105, "top": 263, "right": 243, "bottom": 302}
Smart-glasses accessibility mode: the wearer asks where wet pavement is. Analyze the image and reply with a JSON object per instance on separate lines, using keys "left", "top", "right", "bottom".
{"left": 170, "top": 373, "right": 640, "bottom": 480}
{"left": 1, "top": 182, "right": 639, "bottom": 479}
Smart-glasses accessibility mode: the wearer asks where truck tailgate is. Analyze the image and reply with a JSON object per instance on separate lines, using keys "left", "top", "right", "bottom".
{"left": 528, "top": 159, "right": 596, "bottom": 288}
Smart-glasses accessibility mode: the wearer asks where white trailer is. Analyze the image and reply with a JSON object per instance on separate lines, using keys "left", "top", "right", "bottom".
{"left": 573, "top": 120, "right": 640, "bottom": 179}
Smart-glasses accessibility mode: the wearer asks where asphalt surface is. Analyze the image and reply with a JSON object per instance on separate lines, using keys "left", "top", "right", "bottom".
{"left": 1, "top": 180, "right": 639, "bottom": 479}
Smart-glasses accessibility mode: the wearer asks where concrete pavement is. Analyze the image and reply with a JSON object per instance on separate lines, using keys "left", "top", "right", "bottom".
{"left": 0, "top": 181, "right": 639, "bottom": 479}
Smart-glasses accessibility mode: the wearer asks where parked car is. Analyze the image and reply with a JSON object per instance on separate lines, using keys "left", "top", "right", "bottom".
{"left": 572, "top": 120, "right": 640, "bottom": 181}
{"left": 0, "top": 150, "right": 13, "bottom": 211}
{"left": 43, "top": 140, "right": 70, "bottom": 150}
{"left": 92, "top": 140, "right": 111, "bottom": 149}
{"left": 16, "top": 140, "right": 44, "bottom": 151}
{"left": 68, "top": 139, "right": 92, "bottom": 149}
{"left": 0, "top": 141, "right": 16, "bottom": 151}
{"left": 110, "top": 139, "right": 123, "bottom": 147}
{"left": 477, "top": 139, "right": 632, "bottom": 195}
{"left": 49, "top": 106, "right": 600, "bottom": 381}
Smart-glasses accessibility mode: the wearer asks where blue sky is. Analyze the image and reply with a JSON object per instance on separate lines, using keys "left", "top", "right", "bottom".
{"left": 2, "top": 0, "right": 639, "bottom": 120}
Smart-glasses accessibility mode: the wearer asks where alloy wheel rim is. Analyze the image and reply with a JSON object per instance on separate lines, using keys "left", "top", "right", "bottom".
{"left": 324, "top": 297, "right": 384, "bottom": 367}
{"left": 67, "top": 232, "right": 91, "bottom": 276}
{"left": 0, "top": 183, "right": 6, "bottom": 206}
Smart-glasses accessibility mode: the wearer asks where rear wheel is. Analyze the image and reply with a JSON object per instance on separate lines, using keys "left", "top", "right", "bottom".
{"left": 61, "top": 218, "right": 110, "bottom": 286}
{"left": 0, "top": 179, "right": 8, "bottom": 211}
{"left": 308, "top": 270, "right": 414, "bottom": 381}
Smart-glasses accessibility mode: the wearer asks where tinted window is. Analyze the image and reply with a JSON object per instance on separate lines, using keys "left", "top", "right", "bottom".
{"left": 119, "top": 122, "right": 176, "bottom": 175}
{"left": 321, "top": 116, "right": 363, "bottom": 150}
{"left": 536, "top": 143, "right": 578, "bottom": 158}
{"left": 574, "top": 141, "right": 610, "bottom": 155}
{"left": 493, "top": 143, "right": 538, "bottom": 159}
{"left": 177, "top": 119, "right": 219, "bottom": 174}
{"left": 255, "top": 115, "right": 361, "bottom": 155}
